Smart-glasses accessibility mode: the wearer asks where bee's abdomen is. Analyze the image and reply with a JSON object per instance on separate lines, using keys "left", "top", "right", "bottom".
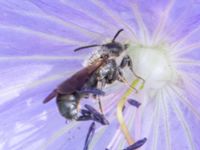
{"left": 56, "top": 93, "right": 80, "bottom": 120}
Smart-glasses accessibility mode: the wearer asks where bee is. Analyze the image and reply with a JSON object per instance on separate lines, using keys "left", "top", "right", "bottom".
{"left": 74, "top": 29, "right": 145, "bottom": 113}
{"left": 43, "top": 29, "right": 144, "bottom": 121}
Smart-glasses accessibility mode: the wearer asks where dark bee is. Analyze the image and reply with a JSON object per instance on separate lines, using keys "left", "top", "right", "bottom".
{"left": 43, "top": 29, "right": 144, "bottom": 121}
{"left": 74, "top": 29, "right": 144, "bottom": 113}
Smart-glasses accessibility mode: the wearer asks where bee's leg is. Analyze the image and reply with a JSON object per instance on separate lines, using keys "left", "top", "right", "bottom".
{"left": 120, "top": 55, "right": 132, "bottom": 70}
{"left": 97, "top": 96, "right": 103, "bottom": 114}
{"left": 78, "top": 88, "right": 105, "bottom": 96}
{"left": 83, "top": 73, "right": 101, "bottom": 98}
{"left": 117, "top": 68, "right": 138, "bottom": 93}
{"left": 120, "top": 55, "right": 145, "bottom": 84}
{"left": 96, "top": 80, "right": 105, "bottom": 114}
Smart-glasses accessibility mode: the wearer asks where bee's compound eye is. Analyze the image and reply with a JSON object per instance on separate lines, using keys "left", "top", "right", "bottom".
{"left": 110, "top": 49, "right": 120, "bottom": 56}
{"left": 124, "top": 43, "right": 129, "bottom": 49}
{"left": 101, "top": 54, "right": 109, "bottom": 59}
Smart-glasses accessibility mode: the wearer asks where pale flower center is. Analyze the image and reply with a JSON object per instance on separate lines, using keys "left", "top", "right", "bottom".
{"left": 128, "top": 45, "right": 177, "bottom": 90}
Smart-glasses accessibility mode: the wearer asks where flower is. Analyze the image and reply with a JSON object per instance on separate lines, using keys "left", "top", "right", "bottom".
{"left": 0, "top": 0, "right": 200, "bottom": 150}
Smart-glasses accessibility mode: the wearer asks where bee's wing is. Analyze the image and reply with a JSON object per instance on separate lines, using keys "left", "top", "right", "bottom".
{"left": 43, "top": 89, "right": 57, "bottom": 103}
{"left": 57, "top": 59, "right": 104, "bottom": 94}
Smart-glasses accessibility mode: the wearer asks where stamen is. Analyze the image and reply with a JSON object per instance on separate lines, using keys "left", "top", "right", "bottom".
{"left": 127, "top": 99, "right": 141, "bottom": 108}
{"left": 77, "top": 115, "right": 92, "bottom": 121}
{"left": 117, "top": 79, "right": 140, "bottom": 145}
{"left": 83, "top": 104, "right": 109, "bottom": 125}
{"left": 81, "top": 109, "right": 91, "bottom": 116}
{"left": 84, "top": 122, "right": 96, "bottom": 150}
{"left": 123, "top": 137, "right": 147, "bottom": 150}
{"left": 77, "top": 109, "right": 92, "bottom": 121}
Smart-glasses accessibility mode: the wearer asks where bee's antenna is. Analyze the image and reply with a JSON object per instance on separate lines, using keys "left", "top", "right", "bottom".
{"left": 112, "top": 29, "right": 124, "bottom": 42}
{"left": 74, "top": 44, "right": 101, "bottom": 52}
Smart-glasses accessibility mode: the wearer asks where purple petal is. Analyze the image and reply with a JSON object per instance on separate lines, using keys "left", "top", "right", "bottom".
{"left": 0, "top": 0, "right": 199, "bottom": 150}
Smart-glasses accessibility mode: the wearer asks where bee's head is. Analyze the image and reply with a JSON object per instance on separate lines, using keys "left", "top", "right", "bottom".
{"left": 103, "top": 42, "right": 129, "bottom": 57}
{"left": 124, "top": 43, "right": 129, "bottom": 50}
